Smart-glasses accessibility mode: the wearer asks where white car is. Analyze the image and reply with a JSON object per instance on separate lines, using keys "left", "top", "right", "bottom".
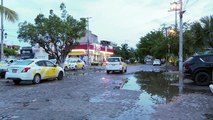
{"left": 64, "top": 58, "right": 85, "bottom": 71}
{"left": 153, "top": 59, "right": 161, "bottom": 66}
{"left": 5, "top": 59, "right": 64, "bottom": 85}
{"left": 106, "top": 57, "right": 127, "bottom": 74}
{"left": 0, "top": 60, "right": 10, "bottom": 77}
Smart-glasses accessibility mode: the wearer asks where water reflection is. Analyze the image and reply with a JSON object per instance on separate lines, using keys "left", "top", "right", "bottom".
{"left": 117, "top": 72, "right": 180, "bottom": 119}
{"left": 123, "top": 72, "right": 179, "bottom": 103}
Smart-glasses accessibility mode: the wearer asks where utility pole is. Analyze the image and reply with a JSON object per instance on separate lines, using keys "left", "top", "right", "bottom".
{"left": 169, "top": 0, "right": 184, "bottom": 94}
{"left": 86, "top": 17, "right": 92, "bottom": 66}
{"left": 179, "top": 0, "right": 184, "bottom": 94}
{"left": 0, "top": 0, "right": 4, "bottom": 60}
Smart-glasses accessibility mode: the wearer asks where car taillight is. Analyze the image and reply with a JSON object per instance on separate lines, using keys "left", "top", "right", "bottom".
{"left": 22, "top": 67, "right": 31, "bottom": 72}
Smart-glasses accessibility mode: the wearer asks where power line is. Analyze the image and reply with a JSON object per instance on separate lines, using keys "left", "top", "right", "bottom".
{"left": 184, "top": 0, "right": 199, "bottom": 9}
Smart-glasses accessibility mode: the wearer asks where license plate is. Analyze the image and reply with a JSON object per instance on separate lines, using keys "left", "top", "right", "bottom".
{"left": 12, "top": 69, "right": 17, "bottom": 73}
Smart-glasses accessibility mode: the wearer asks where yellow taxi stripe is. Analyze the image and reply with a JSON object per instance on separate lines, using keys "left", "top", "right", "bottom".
{"left": 33, "top": 70, "right": 36, "bottom": 76}
{"left": 40, "top": 67, "right": 47, "bottom": 78}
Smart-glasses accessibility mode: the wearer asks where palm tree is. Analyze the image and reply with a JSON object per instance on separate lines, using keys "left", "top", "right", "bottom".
{"left": 189, "top": 15, "right": 213, "bottom": 51}
{"left": 200, "top": 15, "right": 213, "bottom": 47}
{"left": 0, "top": 5, "right": 18, "bottom": 22}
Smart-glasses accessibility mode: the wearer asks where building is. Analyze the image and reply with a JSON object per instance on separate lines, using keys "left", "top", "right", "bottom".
{"left": 68, "top": 31, "right": 114, "bottom": 63}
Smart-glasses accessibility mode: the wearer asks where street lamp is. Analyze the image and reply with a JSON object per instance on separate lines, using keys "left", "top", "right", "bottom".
{"left": 170, "top": 1, "right": 180, "bottom": 29}
{"left": 86, "top": 17, "right": 92, "bottom": 66}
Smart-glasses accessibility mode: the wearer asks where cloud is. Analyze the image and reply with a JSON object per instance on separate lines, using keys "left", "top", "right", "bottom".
{"left": 3, "top": 0, "right": 213, "bottom": 48}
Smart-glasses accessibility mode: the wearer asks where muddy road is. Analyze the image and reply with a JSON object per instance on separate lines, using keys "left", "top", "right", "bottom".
{"left": 0, "top": 64, "right": 213, "bottom": 120}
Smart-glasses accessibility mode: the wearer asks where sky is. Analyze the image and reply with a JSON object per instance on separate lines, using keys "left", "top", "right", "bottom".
{"left": 4, "top": 0, "right": 213, "bottom": 48}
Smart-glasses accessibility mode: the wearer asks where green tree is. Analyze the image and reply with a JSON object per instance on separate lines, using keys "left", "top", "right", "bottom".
{"left": 113, "top": 43, "right": 137, "bottom": 61}
{"left": 17, "top": 3, "right": 87, "bottom": 65}
{"left": 0, "top": 5, "right": 18, "bottom": 22}
{"left": 136, "top": 30, "right": 165, "bottom": 62}
{"left": 188, "top": 15, "right": 213, "bottom": 52}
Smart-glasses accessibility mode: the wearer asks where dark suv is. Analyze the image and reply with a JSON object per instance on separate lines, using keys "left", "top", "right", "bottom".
{"left": 183, "top": 54, "right": 213, "bottom": 86}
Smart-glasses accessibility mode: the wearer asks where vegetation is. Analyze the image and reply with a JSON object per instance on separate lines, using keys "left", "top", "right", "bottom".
{"left": 113, "top": 43, "right": 137, "bottom": 63}
{"left": 136, "top": 15, "right": 213, "bottom": 64}
{"left": 4, "top": 47, "right": 17, "bottom": 57}
{"left": 17, "top": 3, "right": 87, "bottom": 65}
{"left": 0, "top": 5, "right": 18, "bottom": 22}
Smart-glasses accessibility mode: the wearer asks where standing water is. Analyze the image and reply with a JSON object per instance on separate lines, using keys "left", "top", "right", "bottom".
{"left": 117, "top": 72, "right": 179, "bottom": 119}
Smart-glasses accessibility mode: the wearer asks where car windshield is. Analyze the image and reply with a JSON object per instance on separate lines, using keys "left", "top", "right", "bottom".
{"left": 12, "top": 60, "right": 33, "bottom": 65}
{"left": 184, "top": 57, "right": 194, "bottom": 62}
{"left": 108, "top": 58, "right": 120, "bottom": 62}
{"left": 68, "top": 60, "right": 77, "bottom": 63}
{"left": 49, "top": 59, "right": 57, "bottom": 64}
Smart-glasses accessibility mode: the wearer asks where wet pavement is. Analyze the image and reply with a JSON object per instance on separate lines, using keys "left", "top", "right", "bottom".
{"left": 0, "top": 64, "right": 213, "bottom": 120}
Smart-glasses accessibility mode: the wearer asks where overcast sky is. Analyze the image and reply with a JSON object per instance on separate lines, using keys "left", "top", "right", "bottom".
{"left": 4, "top": 0, "right": 213, "bottom": 48}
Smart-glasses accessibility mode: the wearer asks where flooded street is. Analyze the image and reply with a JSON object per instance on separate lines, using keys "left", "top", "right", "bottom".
{"left": 0, "top": 64, "right": 213, "bottom": 120}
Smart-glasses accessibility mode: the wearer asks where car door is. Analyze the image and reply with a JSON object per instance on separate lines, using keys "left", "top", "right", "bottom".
{"left": 45, "top": 60, "right": 57, "bottom": 78}
{"left": 35, "top": 61, "right": 47, "bottom": 79}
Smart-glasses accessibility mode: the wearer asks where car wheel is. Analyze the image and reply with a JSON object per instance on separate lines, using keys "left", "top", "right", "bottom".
{"left": 120, "top": 68, "right": 124, "bottom": 73}
{"left": 107, "top": 70, "right": 110, "bottom": 74}
{"left": 32, "top": 74, "right": 41, "bottom": 84}
{"left": 57, "top": 71, "right": 63, "bottom": 80}
{"left": 125, "top": 67, "right": 127, "bottom": 72}
{"left": 194, "top": 72, "right": 210, "bottom": 86}
{"left": 64, "top": 66, "right": 69, "bottom": 71}
{"left": 13, "top": 80, "right": 21, "bottom": 85}
{"left": 82, "top": 65, "right": 84, "bottom": 69}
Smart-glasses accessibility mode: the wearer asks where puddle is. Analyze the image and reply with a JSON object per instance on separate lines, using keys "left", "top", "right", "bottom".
{"left": 122, "top": 72, "right": 179, "bottom": 102}
{"left": 95, "top": 71, "right": 211, "bottom": 119}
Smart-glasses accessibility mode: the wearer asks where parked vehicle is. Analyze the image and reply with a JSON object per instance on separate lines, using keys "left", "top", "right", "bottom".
{"left": 64, "top": 58, "right": 85, "bottom": 71}
{"left": 20, "top": 47, "right": 35, "bottom": 59}
{"left": 106, "top": 57, "right": 127, "bottom": 74}
{"left": 91, "top": 61, "right": 103, "bottom": 66}
{"left": 5, "top": 59, "right": 64, "bottom": 85}
{"left": 153, "top": 59, "right": 161, "bottom": 66}
{"left": 183, "top": 54, "right": 213, "bottom": 86}
{"left": 0, "top": 60, "right": 10, "bottom": 78}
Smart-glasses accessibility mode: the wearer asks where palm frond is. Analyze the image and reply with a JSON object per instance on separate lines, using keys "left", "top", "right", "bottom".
{"left": 0, "top": 5, "right": 18, "bottom": 22}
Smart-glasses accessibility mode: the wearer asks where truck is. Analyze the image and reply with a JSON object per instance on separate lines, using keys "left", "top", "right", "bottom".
{"left": 20, "top": 47, "right": 35, "bottom": 59}
{"left": 20, "top": 46, "right": 49, "bottom": 60}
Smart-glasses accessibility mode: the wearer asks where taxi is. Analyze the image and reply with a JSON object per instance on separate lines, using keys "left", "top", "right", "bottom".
{"left": 64, "top": 58, "right": 85, "bottom": 70}
{"left": 75, "top": 58, "right": 85, "bottom": 69}
{"left": 0, "top": 60, "right": 10, "bottom": 77}
{"left": 5, "top": 59, "right": 64, "bottom": 85}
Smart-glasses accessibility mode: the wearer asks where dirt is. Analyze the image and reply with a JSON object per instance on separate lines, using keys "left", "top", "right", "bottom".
{"left": 0, "top": 64, "right": 212, "bottom": 120}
